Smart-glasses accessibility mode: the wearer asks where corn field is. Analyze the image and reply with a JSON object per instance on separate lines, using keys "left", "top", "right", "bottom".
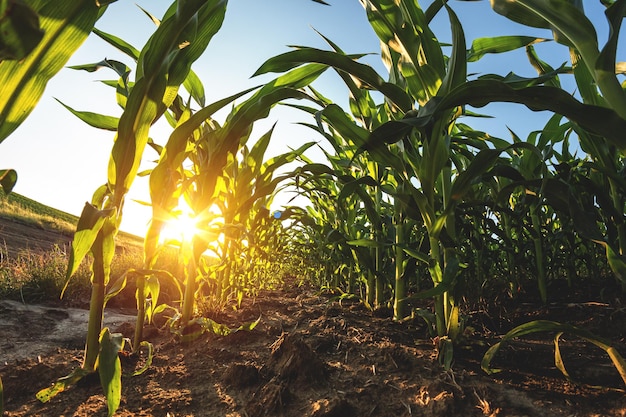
{"left": 1, "top": 0, "right": 626, "bottom": 415}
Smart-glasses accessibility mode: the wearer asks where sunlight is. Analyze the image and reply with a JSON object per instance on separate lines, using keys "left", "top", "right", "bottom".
{"left": 160, "top": 198, "right": 201, "bottom": 244}
{"left": 157, "top": 198, "right": 226, "bottom": 258}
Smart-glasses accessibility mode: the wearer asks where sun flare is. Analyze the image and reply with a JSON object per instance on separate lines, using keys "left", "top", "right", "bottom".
{"left": 158, "top": 199, "right": 225, "bottom": 252}
{"left": 159, "top": 199, "right": 201, "bottom": 244}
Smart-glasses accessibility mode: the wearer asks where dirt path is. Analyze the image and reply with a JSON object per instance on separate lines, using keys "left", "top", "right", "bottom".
{"left": 0, "top": 300, "right": 136, "bottom": 363}
{"left": 0, "top": 217, "right": 624, "bottom": 416}
{"left": 1, "top": 283, "right": 624, "bottom": 417}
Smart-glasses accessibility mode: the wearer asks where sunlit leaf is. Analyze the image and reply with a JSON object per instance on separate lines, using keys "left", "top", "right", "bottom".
{"left": 468, "top": 36, "right": 548, "bottom": 62}
{"left": 0, "top": 0, "right": 107, "bottom": 143}
{"left": 98, "top": 328, "right": 123, "bottom": 417}
{"left": 63, "top": 202, "right": 114, "bottom": 293}
{"left": 55, "top": 99, "right": 119, "bottom": 131}
{"left": 36, "top": 367, "right": 91, "bottom": 403}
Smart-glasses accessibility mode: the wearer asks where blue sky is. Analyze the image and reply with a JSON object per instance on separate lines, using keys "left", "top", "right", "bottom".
{"left": 0, "top": 0, "right": 620, "bottom": 236}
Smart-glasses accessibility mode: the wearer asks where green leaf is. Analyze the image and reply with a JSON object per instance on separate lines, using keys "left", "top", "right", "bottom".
{"left": 92, "top": 27, "right": 140, "bottom": 60}
{"left": 601, "top": 241, "right": 626, "bottom": 285}
{"left": 481, "top": 320, "right": 625, "bottom": 386}
{"left": 450, "top": 142, "right": 540, "bottom": 203}
{"left": 554, "top": 332, "right": 571, "bottom": 379}
{"left": 439, "top": 4, "right": 466, "bottom": 96}
{"left": 346, "top": 238, "right": 389, "bottom": 248}
{"left": 110, "top": 0, "right": 227, "bottom": 200}
{"left": 0, "top": 169, "right": 17, "bottom": 193}
{"left": 489, "top": 0, "right": 626, "bottom": 117}
{"left": 433, "top": 80, "right": 626, "bottom": 150}
{"left": 402, "top": 247, "right": 430, "bottom": 264}
{"left": 64, "top": 202, "right": 114, "bottom": 292}
{"left": 254, "top": 47, "right": 413, "bottom": 112}
{"left": 98, "top": 328, "right": 123, "bottom": 417}
{"left": 55, "top": 99, "right": 119, "bottom": 131}
{"left": 36, "top": 367, "right": 91, "bottom": 403}
{"left": 130, "top": 341, "right": 154, "bottom": 376}
{"left": 468, "top": 36, "right": 548, "bottom": 62}
{"left": 0, "top": 0, "right": 44, "bottom": 60}
{"left": 363, "top": 0, "right": 445, "bottom": 105}
{"left": 0, "top": 0, "right": 107, "bottom": 143}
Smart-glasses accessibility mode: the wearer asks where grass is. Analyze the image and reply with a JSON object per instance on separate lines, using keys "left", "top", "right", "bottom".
{"left": 0, "top": 189, "right": 77, "bottom": 235}
{"left": 0, "top": 190, "right": 146, "bottom": 304}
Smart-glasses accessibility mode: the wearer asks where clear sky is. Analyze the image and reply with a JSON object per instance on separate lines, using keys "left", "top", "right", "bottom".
{"left": 0, "top": 0, "right": 619, "bottom": 236}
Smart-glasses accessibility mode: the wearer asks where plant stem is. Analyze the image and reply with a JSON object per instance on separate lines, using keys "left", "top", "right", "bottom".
{"left": 393, "top": 201, "right": 406, "bottom": 320}
{"left": 133, "top": 274, "right": 145, "bottom": 353}
{"left": 82, "top": 232, "right": 106, "bottom": 372}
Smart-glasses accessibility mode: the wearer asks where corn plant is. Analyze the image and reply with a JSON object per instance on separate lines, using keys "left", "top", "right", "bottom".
{"left": 36, "top": 1, "right": 230, "bottom": 414}
{"left": 140, "top": 64, "right": 323, "bottom": 343}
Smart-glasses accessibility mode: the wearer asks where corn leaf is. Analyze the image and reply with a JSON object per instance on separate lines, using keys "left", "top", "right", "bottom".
{"left": 554, "top": 332, "right": 571, "bottom": 379}
{"left": 64, "top": 202, "right": 114, "bottom": 289}
{"left": 481, "top": 320, "right": 625, "bottom": 386}
{"left": 254, "top": 48, "right": 412, "bottom": 112}
{"left": 0, "top": 0, "right": 108, "bottom": 143}
{"left": 130, "top": 341, "right": 154, "bottom": 376}
{"left": 55, "top": 99, "right": 119, "bottom": 131}
{"left": 439, "top": 4, "right": 466, "bottom": 96}
{"left": 98, "top": 328, "right": 124, "bottom": 417}
{"left": 36, "top": 367, "right": 91, "bottom": 403}
{"left": 491, "top": 0, "right": 626, "bottom": 118}
{"left": 432, "top": 80, "right": 626, "bottom": 150}
{"left": 468, "top": 36, "right": 548, "bottom": 62}
{"left": 0, "top": 0, "right": 43, "bottom": 60}
{"left": 92, "top": 27, "right": 140, "bottom": 60}
{"left": 364, "top": 0, "right": 445, "bottom": 105}
{"left": 0, "top": 169, "right": 17, "bottom": 193}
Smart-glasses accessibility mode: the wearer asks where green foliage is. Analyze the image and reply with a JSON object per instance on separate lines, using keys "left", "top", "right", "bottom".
{"left": 481, "top": 320, "right": 626, "bottom": 386}
{"left": 0, "top": 0, "right": 44, "bottom": 61}
{"left": 98, "top": 329, "right": 124, "bottom": 417}
{"left": 0, "top": 0, "right": 111, "bottom": 143}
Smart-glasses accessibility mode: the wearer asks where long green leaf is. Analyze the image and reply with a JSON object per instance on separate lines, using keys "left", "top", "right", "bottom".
{"left": 481, "top": 319, "right": 626, "bottom": 387}
{"left": 64, "top": 202, "right": 114, "bottom": 290}
{"left": 490, "top": 0, "right": 626, "bottom": 118}
{"left": 0, "top": 0, "right": 108, "bottom": 143}
{"left": 98, "top": 328, "right": 123, "bottom": 417}
{"left": 468, "top": 36, "right": 548, "bottom": 62}
{"left": 254, "top": 48, "right": 413, "bottom": 112}
{"left": 36, "top": 367, "right": 91, "bottom": 403}
{"left": 431, "top": 80, "right": 626, "bottom": 149}
{"left": 55, "top": 99, "right": 119, "bottom": 131}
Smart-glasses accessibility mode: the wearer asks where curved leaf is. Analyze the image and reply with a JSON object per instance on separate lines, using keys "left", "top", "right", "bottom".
{"left": 432, "top": 80, "right": 626, "bottom": 149}
{"left": 55, "top": 98, "right": 119, "bottom": 131}
{"left": 468, "top": 36, "right": 548, "bottom": 62}
{"left": 254, "top": 47, "right": 413, "bottom": 112}
{"left": 98, "top": 328, "right": 123, "bottom": 417}
{"left": 0, "top": 168, "right": 17, "bottom": 193}
{"left": 0, "top": 0, "right": 107, "bottom": 143}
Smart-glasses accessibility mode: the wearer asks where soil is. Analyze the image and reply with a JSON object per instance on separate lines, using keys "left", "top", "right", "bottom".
{"left": 1, "top": 218, "right": 625, "bottom": 416}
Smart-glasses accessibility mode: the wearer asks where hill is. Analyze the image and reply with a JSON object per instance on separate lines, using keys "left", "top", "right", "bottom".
{"left": 0, "top": 190, "right": 143, "bottom": 257}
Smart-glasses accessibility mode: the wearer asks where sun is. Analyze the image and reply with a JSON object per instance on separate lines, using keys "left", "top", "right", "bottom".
{"left": 159, "top": 199, "right": 201, "bottom": 244}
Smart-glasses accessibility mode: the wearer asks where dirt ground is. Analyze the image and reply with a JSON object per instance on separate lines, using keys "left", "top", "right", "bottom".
{"left": 1, "top": 219, "right": 625, "bottom": 416}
